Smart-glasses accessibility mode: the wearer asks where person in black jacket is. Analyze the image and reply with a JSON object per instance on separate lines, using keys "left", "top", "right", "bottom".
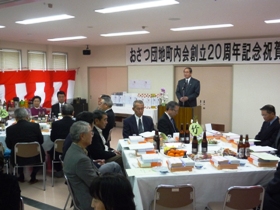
{"left": 98, "top": 97, "right": 115, "bottom": 147}
{"left": 255, "top": 105, "right": 280, "bottom": 147}
{"left": 5, "top": 108, "right": 45, "bottom": 183}
{"left": 0, "top": 153, "right": 21, "bottom": 210}
{"left": 87, "top": 110, "right": 124, "bottom": 173}
{"left": 49, "top": 104, "right": 74, "bottom": 177}
{"left": 51, "top": 90, "right": 66, "bottom": 118}
{"left": 263, "top": 162, "right": 280, "bottom": 210}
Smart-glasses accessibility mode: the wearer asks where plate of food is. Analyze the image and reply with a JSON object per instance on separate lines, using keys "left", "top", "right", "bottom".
{"left": 163, "top": 147, "right": 186, "bottom": 157}
{"left": 188, "top": 153, "right": 212, "bottom": 162}
{"left": 208, "top": 139, "right": 220, "bottom": 146}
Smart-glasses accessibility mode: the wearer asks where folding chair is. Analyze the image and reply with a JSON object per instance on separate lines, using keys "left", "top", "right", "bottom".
{"left": 64, "top": 173, "right": 81, "bottom": 210}
{"left": 0, "top": 142, "right": 9, "bottom": 174}
{"left": 207, "top": 185, "right": 265, "bottom": 210}
{"left": 13, "top": 142, "right": 46, "bottom": 191}
{"left": 150, "top": 184, "right": 195, "bottom": 210}
{"left": 52, "top": 139, "right": 65, "bottom": 187}
{"left": 106, "top": 128, "right": 114, "bottom": 148}
{"left": 20, "top": 196, "right": 24, "bottom": 210}
{"left": 59, "top": 155, "right": 71, "bottom": 210}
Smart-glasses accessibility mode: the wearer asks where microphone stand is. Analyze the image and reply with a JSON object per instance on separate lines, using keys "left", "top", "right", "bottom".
{"left": 182, "top": 81, "right": 186, "bottom": 107}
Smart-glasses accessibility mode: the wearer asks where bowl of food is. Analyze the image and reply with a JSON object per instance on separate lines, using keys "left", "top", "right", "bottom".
{"left": 164, "top": 147, "right": 186, "bottom": 157}
{"left": 194, "top": 163, "right": 203, "bottom": 169}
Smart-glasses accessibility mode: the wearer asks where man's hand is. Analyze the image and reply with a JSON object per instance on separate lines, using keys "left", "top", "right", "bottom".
{"left": 180, "top": 96, "right": 188, "bottom": 102}
{"left": 113, "top": 150, "right": 121, "bottom": 155}
{"left": 93, "top": 159, "right": 105, "bottom": 165}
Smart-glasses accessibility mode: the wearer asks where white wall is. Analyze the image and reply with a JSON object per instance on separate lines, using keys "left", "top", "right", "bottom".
{"left": 232, "top": 64, "right": 280, "bottom": 137}
{"left": 128, "top": 65, "right": 174, "bottom": 100}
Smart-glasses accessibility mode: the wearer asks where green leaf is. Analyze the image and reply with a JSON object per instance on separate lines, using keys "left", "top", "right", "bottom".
{"left": 0, "top": 109, "right": 9, "bottom": 118}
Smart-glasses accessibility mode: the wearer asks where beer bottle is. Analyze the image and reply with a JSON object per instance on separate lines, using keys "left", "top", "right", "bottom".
{"left": 202, "top": 131, "right": 208, "bottom": 154}
{"left": 153, "top": 130, "right": 160, "bottom": 152}
{"left": 192, "top": 136, "right": 198, "bottom": 154}
{"left": 184, "top": 123, "right": 190, "bottom": 144}
{"left": 237, "top": 135, "right": 245, "bottom": 159}
{"left": 179, "top": 123, "right": 184, "bottom": 142}
{"left": 244, "top": 134, "right": 250, "bottom": 159}
{"left": 3, "top": 101, "right": 6, "bottom": 111}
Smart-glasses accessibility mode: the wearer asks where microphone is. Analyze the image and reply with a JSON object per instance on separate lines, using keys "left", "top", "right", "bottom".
{"left": 182, "top": 80, "right": 187, "bottom": 90}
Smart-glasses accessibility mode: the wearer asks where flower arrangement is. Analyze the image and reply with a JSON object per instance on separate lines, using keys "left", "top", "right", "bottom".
{"left": 0, "top": 108, "right": 8, "bottom": 121}
{"left": 160, "top": 88, "right": 168, "bottom": 106}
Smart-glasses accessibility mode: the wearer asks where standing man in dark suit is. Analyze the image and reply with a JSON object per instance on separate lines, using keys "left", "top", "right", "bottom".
{"left": 158, "top": 101, "right": 180, "bottom": 136}
{"left": 98, "top": 97, "right": 115, "bottom": 146}
{"left": 51, "top": 90, "right": 66, "bottom": 118}
{"left": 175, "top": 67, "right": 200, "bottom": 107}
{"left": 5, "top": 108, "right": 45, "bottom": 183}
{"left": 122, "top": 100, "right": 154, "bottom": 138}
{"left": 49, "top": 104, "right": 74, "bottom": 177}
{"left": 255, "top": 105, "right": 280, "bottom": 146}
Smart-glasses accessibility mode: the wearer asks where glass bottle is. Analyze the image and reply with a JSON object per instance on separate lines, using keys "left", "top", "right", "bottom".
{"left": 179, "top": 123, "right": 184, "bottom": 142}
{"left": 38, "top": 110, "right": 42, "bottom": 122}
{"left": 201, "top": 131, "right": 208, "bottom": 154}
{"left": 192, "top": 136, "right": 198, "bottom": 154}
{"left": 153, "top": 130, "right": 160, "bottom": 152}
{"left": 184, "top": 123, "right": 190, "bottom": 144}
{"left": 3, "top": 101, "right": 6, "bottom": 111}
{"left": 244, "top": 134, "right": 250, "bottom": 159}
{"left": 237, "top": 135, "right": 244, "bottom": 159}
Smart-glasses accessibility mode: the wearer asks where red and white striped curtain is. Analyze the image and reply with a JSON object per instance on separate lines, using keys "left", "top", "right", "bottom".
{"left": 0, "top": 70, "right": 76, "bottom": 108}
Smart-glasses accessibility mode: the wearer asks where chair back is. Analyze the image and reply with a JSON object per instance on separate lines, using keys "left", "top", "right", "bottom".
{"left": 223, "top": 185, "right": 265, "bottom": 209}
{"left": 20, "top": 196, "right": 24, "bottom": 210}
{"left": 107, "top": 128, "right": 114, "bottom": 143}
{"left": 152, "top": 184, "right": 195, "bottom": 210}
{"left": 64, "top": 174, "right": 81, "bottom": 210}
{"left": 53, "top": 139, "right": 65, "bottom": 159}
{"left": 0, "top": 142, "right": 4, "bottom": 155}
{"left": 14, "top": 142, "right": 43, "bottom": 164}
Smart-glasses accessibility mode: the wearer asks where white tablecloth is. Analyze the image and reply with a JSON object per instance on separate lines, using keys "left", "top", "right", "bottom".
{"left": 118, "top": 140, "right": 275, "bottom": 210}
{"left": 112, "top": 106, "right": 158, "bottom": 124}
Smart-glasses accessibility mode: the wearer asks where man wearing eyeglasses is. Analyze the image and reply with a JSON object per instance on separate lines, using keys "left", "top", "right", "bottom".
{"left": 157, "top": 101, "right": 180, "bottom": 136}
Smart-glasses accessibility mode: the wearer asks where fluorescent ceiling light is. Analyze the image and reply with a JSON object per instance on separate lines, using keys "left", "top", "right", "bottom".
{"left": 0, "top": 25, "right": 5, "bottom": 28}
{"left": 48, "top": 36, "right": 87, "bottom": 41}
{"left": 265, "top": 19, "right": 280, "bottom": 24}
{"left": 101, "top": 31, "right": 149, "bottom": 37}
{"left": 95, "top": 0, "right": 179, "bottom": 13}
{"left": 16, "top": 14, "right": 74, "bottom": 25}
{"left": 171, "top": 24, "right": 234, "bottom": 31}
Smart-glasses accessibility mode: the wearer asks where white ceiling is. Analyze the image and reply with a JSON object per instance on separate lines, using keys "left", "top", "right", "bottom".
{"left": 0, "top": 0, "right": 279, "bottom": 48}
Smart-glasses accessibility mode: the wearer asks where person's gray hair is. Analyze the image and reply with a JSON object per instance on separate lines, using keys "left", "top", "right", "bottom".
{"left": 14, "top": 108, "right": 28, "bottom": 120}
{"left": 62, "top": 104, "right": 74, "bottom": 115}
{"left": 133, "top": 100, "right": 144, "bottom": 108}
{"left": 70, "top": 121, "right": 89, "bottom": 143}
{"left": 102, "top": 97, "right": 113, "bottom": 108}
{"left": 166, "top": 101, "right": 179, "bottom": 111}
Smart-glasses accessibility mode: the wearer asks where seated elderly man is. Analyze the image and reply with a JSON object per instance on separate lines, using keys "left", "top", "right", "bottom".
{"left": 87, "top": 110, "right": 124, "bottom": 173}
{"left": 62, "top": 111, "right": 122, "bottom": 175}
{"left": 49, "top": 104, "right": 75, "bottom": 177}
{"left": 63, "top": 121, "right": 100, "bottom": 210}
{"left": 5, "top": 108, "right": 45, "bottom": 183}
{"left": 122, "top": 100, "right": 154, "bottom": 138}
{"left": 98, "top": 96, "right": 115, "bottom": 145}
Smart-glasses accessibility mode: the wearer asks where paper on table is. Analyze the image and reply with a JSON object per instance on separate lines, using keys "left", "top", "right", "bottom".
{"left": 250, "top": 146, "right": 277, "bottom": 152}
{"left": 250, "top": 152, "right": 280, "bottom": 161}
{"left": 140, "top": 131, "right": 155, "bottom": 138}
{"left": 205, "top": 123, "right": 219, "bottom": 134}
{"left": 126, "top": 168, "right": 157, "bottom": 176}
{"left": 128, "top": 143, "right": 154, "bottom": 150}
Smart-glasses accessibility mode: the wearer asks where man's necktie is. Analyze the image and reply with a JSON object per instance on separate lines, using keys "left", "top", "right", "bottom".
{"left": 185, "top": 79, "right": 189, "bottom": 86}
{"left": 138, "top": 118, "right": 144, "bottom": 133}
{"left": 59, "top": 103, "right": 62, "bottom": 113}
{"left": 170, "top": 118, "right": 176, "bottom": 132}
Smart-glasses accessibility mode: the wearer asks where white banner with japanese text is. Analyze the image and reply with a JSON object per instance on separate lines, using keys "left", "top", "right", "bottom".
{"left": 126, "top": 38, "right": 280, "bottom": 65}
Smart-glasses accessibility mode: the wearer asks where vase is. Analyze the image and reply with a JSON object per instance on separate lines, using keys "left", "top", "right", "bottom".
{"left": 161, "top": 102, "right": 165, "bottom": 106}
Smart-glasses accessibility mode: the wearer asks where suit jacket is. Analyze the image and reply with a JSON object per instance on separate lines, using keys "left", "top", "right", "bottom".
{"left": 63, "top": 143, "right": 99, "bottom": 210}
{"left": 263, "top": 163, "right": 280, "bottom": 210}
{"left": 255, "top": 116, "right": 280, "bottom": 146}
{"left": 274, "top": 130, "right": 280, "bottom": 156}
{"left": 175, "top": 77, "right": 200, "bottom": 107}
{"left": 102, "top": 109, "right": 115, "bottom": 141}
{"left": 87, "top": 126, "right": 116, "bottom": 160}
{"left": 50, "top": 116, "right": 74, "bottom": 142}
{"left": 122, "top": 115, "right": 154, "bottom": 138}
{"left": 51, "top": 103, "right": 66, "bottom": 118}
{"left": 5, "top": 120, "right": 45, "bottom": 165}
{"left": 157, "top": 113, "right": 179, "bottom": 136}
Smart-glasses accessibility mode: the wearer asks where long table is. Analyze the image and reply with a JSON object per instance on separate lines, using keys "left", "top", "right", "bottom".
{"left": 118, "top": 140, "right": 276, "bottom": 210}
